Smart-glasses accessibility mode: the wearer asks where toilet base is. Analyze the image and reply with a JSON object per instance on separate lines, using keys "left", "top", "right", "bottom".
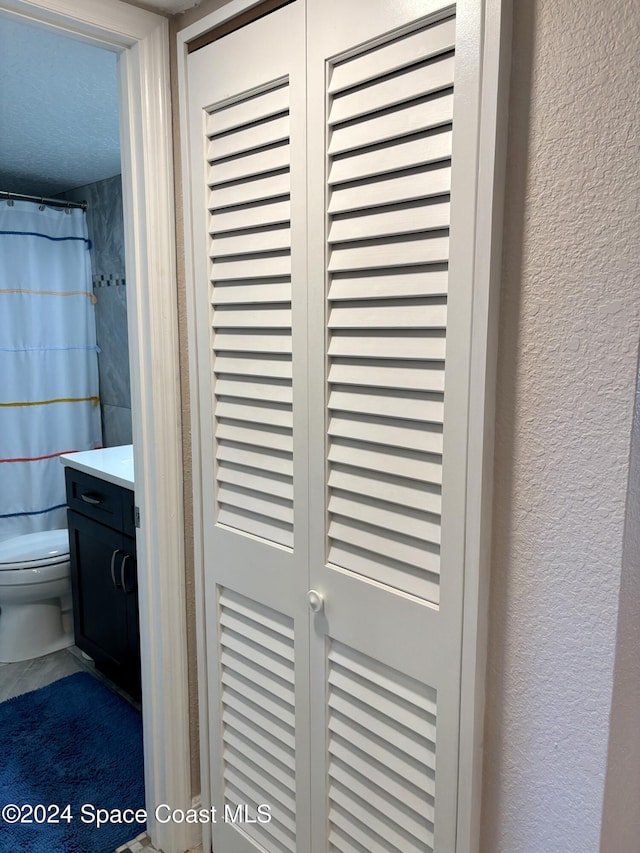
{"left": 0, "top": 599, "right": 74, "bottom": 663}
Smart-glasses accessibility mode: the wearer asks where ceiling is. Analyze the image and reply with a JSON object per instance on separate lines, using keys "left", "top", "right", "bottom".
{"left": 0, "top": 14, "right": 121, "bottom": 197}
{"left": 0, "top": 0, "right": 203, "bottom": 198}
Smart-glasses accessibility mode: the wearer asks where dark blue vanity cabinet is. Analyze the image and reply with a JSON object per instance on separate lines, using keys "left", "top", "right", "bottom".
{"left": 65, "top": 467, "right": 141, "bottom": 701}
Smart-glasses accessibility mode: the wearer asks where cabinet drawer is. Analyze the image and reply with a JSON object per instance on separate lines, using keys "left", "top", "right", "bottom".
{"left": 65, "top": 467, "right": 134, "bottom": 532}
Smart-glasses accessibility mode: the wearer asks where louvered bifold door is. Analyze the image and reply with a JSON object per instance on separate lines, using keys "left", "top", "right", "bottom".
{"left": 308, "top": 2, "right": 479, "bottom": 850}
{"left": 187, "top": 3, "right": 311, "bottom": 851}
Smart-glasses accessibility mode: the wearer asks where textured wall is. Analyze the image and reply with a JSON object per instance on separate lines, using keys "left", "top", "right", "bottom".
{"left": 481, "top": 1, "right": 640, "bottom": 851}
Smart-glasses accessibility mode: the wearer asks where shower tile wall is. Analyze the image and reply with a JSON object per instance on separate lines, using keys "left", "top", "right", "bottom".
{"left": 60, "top": 176, "right": 131, "bottom": 447}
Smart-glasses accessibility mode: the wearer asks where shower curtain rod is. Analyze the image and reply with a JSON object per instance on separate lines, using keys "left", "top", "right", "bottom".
{"left": 0, "top": 191, "right": 87, "bottom": 212}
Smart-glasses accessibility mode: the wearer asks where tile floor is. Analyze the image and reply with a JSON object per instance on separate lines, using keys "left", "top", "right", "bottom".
{"left": 0, "top": 645, "right": 86, "bottom": 703}
{"left": 114, "top": 831, "right": 203, "bottom": 853}
{"left": 113, "top": 831, "right": 155, "bottom": 852}
{"left": 0, "top": 647, "right": 162, "bottom": 852}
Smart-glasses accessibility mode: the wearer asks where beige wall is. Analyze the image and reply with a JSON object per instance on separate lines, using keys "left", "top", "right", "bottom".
{"left": 482, "top": 0, "right": 640, "bottom": 850}
{"left": 170, "top": 0, "right": 640, "bottom": 846}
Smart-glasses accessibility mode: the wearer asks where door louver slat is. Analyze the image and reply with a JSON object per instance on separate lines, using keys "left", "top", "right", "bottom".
{"left": 214, "top": 353, "right": 292, "bottom": 378}
{"left": 206, "top": 81, "right": 289, "bottom": 135}
{"left": 210, "top": 198, "right": 291, "bottom": 233}
{"left": 328, "top": 491, "right": 441, "bottom": 545}
{"left": 328, "top": 128, "right": 452, "bottom": 185}
{"left": 328, "top": 54, "right": 455, "bottom": 125}
{"left": 208, "top": 81, "right": 294, "bottom": 549}
{"left": 211, "top": 224, "right": 291, "bottom": 257}
{"left": 328, "top": 163, "right": 451, "bottom": 214}
{"left": 328, "top": 463, "right": 442, "bottom": 514}
{"left": 212, "top": 279, "right": 291, "bottom": 305}
{"left": 215, "top": 399, "right": 292, "bottom": 428}
{"left": 328, "top": 299, "right": 447, "bottom": 329}
{"left": 217, "top": 442, "right": 293, "bottom": 477}
{"left": 329, "top": 266, "right": 448, "bottom": 300}
{"left": 328, "top": 438, "right": 443, "bottom": 484}
{"left": 221, "top": 635, "right": 293, "bottom": 684}
{"left": 328, "top": 16, "right": 456, "bottom": 93}
{"left": 328, "top": 414, "right": 443, "bottom": 455}
{"left": 328, "top": 330, "right": 446, "bottom": 360}
{"left": 207, "top": 113, "right": 290, "bottom": 161}
{"left": 328, "top": 386, "right": 444, "bottom": 423}
{"left": 219, "top": 589, "right": 296, "bottom": 853}
{"left": 328, "top": 233, "right": 450, "bottom": 272}
{"left": 328, "top": 359, "right": 445, "bottom": 392}
{"left": 326, "top": 15, "right": 455, "bottom": 604}
{"left": 222, "top": 713, "right": 295, "bottom": 772}
{"left": 328, "top": 199, "right": 450, "bottom": 243}
{"left": 327, "top": 641, "right": 437, "bottom": 852}
{"left": 217, "top": 462, "right": 294, "bottom": 500}
{"left": 211, "top": 252, "right": 291, "bottom": 281}
{"left": 213, "top": 330, "right": 292, "bottom": 354}
{"left": 209, "top": 141, "right": 290, "bottom": 185}
{"left": 214, "top": 376, "right": 293, "bottom": 402}
{"left": 328, "top": 92, "right": 454, "bottom": 156}
{"left": 209, "top": 170, "right": 290, "bottom": 210}
{"left": 224, "top": 750, "right": 296, "bottom": 812}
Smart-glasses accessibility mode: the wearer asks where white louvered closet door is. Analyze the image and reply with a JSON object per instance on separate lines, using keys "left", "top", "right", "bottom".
{"left": 308, "top": 3, "right": 478, "bottom": 851}
{"left": 187, "top": 0, "right": 497, "bottom": 850}
{"left": 187, "top": 4, "right": 311, "bottom": 852}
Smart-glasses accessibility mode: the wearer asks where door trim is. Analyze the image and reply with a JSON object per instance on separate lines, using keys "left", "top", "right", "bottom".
{"left": 0, "top": 2, "right": 192, "bottom": 852}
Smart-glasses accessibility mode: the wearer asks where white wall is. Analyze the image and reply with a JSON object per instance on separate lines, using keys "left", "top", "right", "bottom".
{"left": 481, "top": 1, "right": 640, "bottom": 850}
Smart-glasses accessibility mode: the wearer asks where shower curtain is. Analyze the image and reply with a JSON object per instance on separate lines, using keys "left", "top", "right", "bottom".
{"left": 0, "top": 199, "right": 102, "bottom": 541}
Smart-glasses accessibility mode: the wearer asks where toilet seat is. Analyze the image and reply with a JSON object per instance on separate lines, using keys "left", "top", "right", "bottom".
{"left": 0, "top": 529, "right": 70, "bottom": 571}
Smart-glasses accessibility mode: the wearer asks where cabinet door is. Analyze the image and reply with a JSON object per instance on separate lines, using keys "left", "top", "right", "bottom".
{"left": 68, "top": 509, "right": 129, "bottom": 676}
{"left": 121, "top": 534, "right": 141, "bottom": 700}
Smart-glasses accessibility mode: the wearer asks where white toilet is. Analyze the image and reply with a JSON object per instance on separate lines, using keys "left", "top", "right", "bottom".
{"left": 0, "top": 529, "right": 73, "bottom": 663}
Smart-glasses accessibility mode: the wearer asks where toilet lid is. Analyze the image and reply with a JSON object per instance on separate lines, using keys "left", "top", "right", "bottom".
{"left": 0, "top": 529, "right": 69, "bottom": 569}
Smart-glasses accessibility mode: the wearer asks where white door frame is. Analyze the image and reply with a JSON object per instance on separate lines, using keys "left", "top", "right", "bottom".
{"left": 0, "top": 2, "right": 193, "bottom": 851}
{"left": 177, "top": 0, "right": 510, "bottom": 851}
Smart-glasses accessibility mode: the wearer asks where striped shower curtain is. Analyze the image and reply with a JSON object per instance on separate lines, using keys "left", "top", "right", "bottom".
{"left": 0, "top": 199, "right": 102, "bottom": 541}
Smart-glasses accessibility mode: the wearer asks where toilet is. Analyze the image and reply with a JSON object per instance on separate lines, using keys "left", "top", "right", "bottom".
{"left": 0, "top": 529, "right": 73, "bottom": 663}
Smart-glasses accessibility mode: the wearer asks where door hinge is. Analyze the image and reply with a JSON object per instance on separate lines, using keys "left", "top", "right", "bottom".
{"left": 135, "top": 505, "right": 141, "bottom": 529}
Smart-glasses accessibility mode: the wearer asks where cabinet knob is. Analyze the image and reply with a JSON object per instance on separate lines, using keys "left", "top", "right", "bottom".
{"left": 121, "top": 554, "right": 134, "bottom": 594}
{"left": 81, "top": 492, "right": 103, "bottom": 506}
{"left": 307, "top": 589, "right": 324, "bottom": 613}
{"left": 110, "top": 549, "right": 122, "bottom": 588}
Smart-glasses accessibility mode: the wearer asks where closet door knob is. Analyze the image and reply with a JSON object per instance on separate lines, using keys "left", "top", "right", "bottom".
{"left": 307, "top": 590, "right": 324, "bottom": 613}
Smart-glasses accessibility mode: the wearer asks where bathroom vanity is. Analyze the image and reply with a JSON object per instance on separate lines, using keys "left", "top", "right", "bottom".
{"left": 60, "top": 447, "right": 140, "bottom": 701}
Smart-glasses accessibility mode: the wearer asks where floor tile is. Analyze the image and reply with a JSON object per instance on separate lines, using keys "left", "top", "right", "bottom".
{"left": 112, "top": 831, "right": 202, "bottom": 853}
{"left": 0, "top": 649, "right": 85, "bottom": 702}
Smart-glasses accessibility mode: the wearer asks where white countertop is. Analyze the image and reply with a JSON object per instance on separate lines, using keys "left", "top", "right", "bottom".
{"left": 60, "top": 445, "right": 134, "bottom": 491}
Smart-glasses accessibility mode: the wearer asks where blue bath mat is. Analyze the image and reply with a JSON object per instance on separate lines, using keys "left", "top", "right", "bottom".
{"left": 0, "top": 671, "right": 144, "bottom": 853}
